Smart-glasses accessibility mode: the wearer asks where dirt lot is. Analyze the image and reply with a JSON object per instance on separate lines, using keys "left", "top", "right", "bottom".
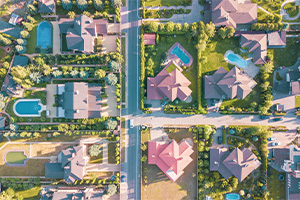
{"left": 141, "top": 128, "right": 197, "bottom": 200}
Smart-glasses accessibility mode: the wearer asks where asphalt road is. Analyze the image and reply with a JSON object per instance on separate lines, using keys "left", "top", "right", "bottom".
{"left": 122, "top": 0, "right": 141, "bottom": 199}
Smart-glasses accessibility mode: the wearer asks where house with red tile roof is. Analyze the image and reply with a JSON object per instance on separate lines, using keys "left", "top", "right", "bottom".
{"left": 210, "top": 0, "right": 257, "bottom": 30}
{"left": 147, "top": 61, "right": 192, "bottom": 101}
{"left": 210, "top": 147, "right": 261, "bottom": 182}
{"left": 148, "top": 139, "right": 194, "bottom": 182}
{"left": 144, "top": 33, "right": 156, "bottom": 45}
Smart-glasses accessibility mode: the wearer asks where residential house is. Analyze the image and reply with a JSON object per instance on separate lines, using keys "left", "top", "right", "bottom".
{"left": 41, "top": 187, "right": 103, "bottom": 200}
{"left": 13, "top": 55, "right": 29, "bottom": 67}
{"left": 56, "top": 82, "right": 101, "bottom": 119}
{"left": 148, "top": 139, "right": 194, "bottom": 182}
{"left": 209, "top": 0, "right": 257, "bottom": 30}
{"left": 275, "top": 145, "right": 300, "bottom": 199}
{"left": 38, "top": 0, "right": 55, "bottom": 14}
{"left": 210, "top": 147, "right": 261, "bottom": 182}
{"left": 0, "top": 20, "right": 23, "bottom": 38}
{"left": 45, "top": 145, "right": 89, "bottom": 183}
{"left": 240, "top": 33, "right": 267, "bottom": 65}
{"left": 58, "top": 15, "right": 108, "bottom": 53}
{"left": 147, "top": 61, "right": 192, "bottom": 101}
{"left": 1, "top": 75, "right": 23, "bottom": 97}
{"left": 267, "top": 31, "right": 286, "bottom": 48}
{"left": 204, "top": 66, "right": 257, "bottom": 100}
{"left": 8, "top": 13, "right": 22, "bottom": 26}
{"left": 144, "top": 33, "right": 156, "bottom": 45}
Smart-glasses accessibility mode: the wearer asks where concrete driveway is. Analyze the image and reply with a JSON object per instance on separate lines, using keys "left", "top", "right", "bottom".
{"left": 268, "top": 130, "right": 297, "bottom": 149}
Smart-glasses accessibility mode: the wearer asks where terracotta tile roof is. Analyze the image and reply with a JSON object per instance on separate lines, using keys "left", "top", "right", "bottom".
{"left": 211, "top": 0, "right": 257, "bottom": 28}
{"left": 148, "top": 140, "right": 193, "bottom": 182}
{"left": 240, "top": 33, "right": 267, "bottom": 65}
{"left": 205, "top": 66, "right": 257, "bottom": 99}
{"left": 144, "top": 33, "right": 156, "bottom": 45}
{"left": 147, "top": 62, "right": 192, "bottom": 101}
{"left": 267, "top": 31, "right": 286, "bottom": 47}
{"left": 210, "top": 148, "right": 261, "bottom": 182}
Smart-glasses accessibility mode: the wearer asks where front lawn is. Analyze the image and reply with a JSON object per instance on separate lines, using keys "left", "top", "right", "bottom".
{"left": 26, "top": 26, "right": 36, "bottom": 54}
{"left": 284, "top": 2, "right": 299, "bottom": 18}
{"left": 108, "top": 143, "right": 117, "bottom": 164}
{"left": 56, "top": 4, "right": 115, "bottom": 15}
{"left": 295, "top": 96, "right": 300, "bottom": 108}
{"left": 148, "top": 34, "right": 198, "bottom": 108}
{"left": 0, "top": 48, "right": 5, "bottom": 58}
{"left": 142, "top": 128, "right": 150, "bottom": 143}
{"left": 142, "top": 128, "right": 197, "bottom": 200}
{"left": 0, "top": 159, "right": 47, "bottom": 176}
{"left": 16, "top": 186, "right": 41, "bottom": 200}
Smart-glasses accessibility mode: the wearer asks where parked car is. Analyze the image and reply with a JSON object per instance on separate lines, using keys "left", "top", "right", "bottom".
{"left": 144, "top": 104, "right": 152, "bottom": 108}
{"left": 268, "top": 137, "right": 276, "bottom": 141}
{"left": 271, "top": 142, "right": 281, "bottom": 146}
{"left": 217, "top": 136, "right": 222, "bottom": 144}
{"left": 273, "top": 117, "right": 283, "bottom": 121}
{"left": 121, "top": 175, "right": 126, "bottom": 183}
{"left": 161, "top": 101, "right": 167, "bottom": 107}
{"left": 260, "top": 115, "right": 270, "bottom": 120}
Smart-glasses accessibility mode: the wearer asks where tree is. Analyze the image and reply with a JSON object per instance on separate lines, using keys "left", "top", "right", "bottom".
{"left": 77, "top": 0, "right": 88, "bottom": 10}
{"left": 1, "top": 37, "right": 12, "bottom": 45}
{"left": 165, "top": 22, "right": 174, "bottom": 32}
{"left": 107, "top": 184, "right": 117, "bottom": 196}
{"left": 205, "top": 22, "right": 215, "bottom": 38}
{"left": 0, "top": 188, "right": 23, "bottom": 200}
{"left": 158, "top": 23, "right": 165, "bottom": 31}
{"left": 79, "top": 71, "right": 89, "bottom": 79}
{"left": 94, "top": 0, "right": 104, "bottom": 10}
{"left": 15, "top": 45, "right": 27, "bottom": 54}
{"left": 11, "top": 66, "right": 30, "bottom": 85}
{"left": 33, "top": 132, "right": 41, "bottom": 138}
{"left": 23, "top": 22, "right": 34, "bottom": 31}
{"left": 105, "top": 73, "right": 118, "bottom": 85}
{"left": 105, "top": 119, "right": 118, "bottom": 130}
{"left": 17, "top": 39, "right": 27, "bottom": 46}
{"left": 182, "top": 23, "right": 189, "bottom": 32}
{"left": 218, "top": 27, "right": 227, "bottom": 39}
{"left": 94, "top": 69, "right": 106, "bottom": 79}
{"left": 62, "top": 0, "right": 73, "bottom": 10}
{"left": 9, "top": 123, "right": 18, "bottom": 131}
{"left": 27, "top": 16, "right": 36, "bottom": 23}
{"left": 148, "top": 22, "right": 158, "bottom": 33}
{"left": 111, "top": 0, "right": 121, "bottom": 8}
{"left": 141, "top": 154, "right": 147, "bottom": 162}
{"left": 70, "top": 70, "right": 79, "bottom": 77}
{"left": 68, "top": 11, "right": 76, "bottom": 18}
{"left": 239, "top": 190, "right": 245, "bottom": 196}
{"left": 52, "top": 70, "right": 63, "bottom": 79}
{"left": 29, "top": 72, "right": 43, "bottom": 83}
{"left": 53, "top": 132, "right": 61, "bottom": 137}
{"left": 226, "top": 26, "right": 235, "bottom": 38}
{"left": 109, "top": 61, "right": 121, "bottom": 72}
{"left": 27, "top": 4, "right": 38, "bottom": 15}
{"left": 102, "top": 11, "right": 108, "bottom": 18}
{"left": 195, "top": 40, "right": 206, "bottom": 52}
{"left": 21, "top": 30, "right": 30, "bottom": 39}
{"left": 89, "top": 144, "right": 102, "bottom": 156}
{"left": 230, "top": 177, "right": 238, "bottom": 188}
{"left": 174, "top": 23, "right": 182, "bottom": 31}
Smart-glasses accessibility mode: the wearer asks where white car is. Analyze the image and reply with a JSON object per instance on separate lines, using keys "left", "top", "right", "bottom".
{"left": 268, "top": 137, "right": 276, "bottom": 141}
{"left": 271, "top": 142, "right": 281, "bottom": 146}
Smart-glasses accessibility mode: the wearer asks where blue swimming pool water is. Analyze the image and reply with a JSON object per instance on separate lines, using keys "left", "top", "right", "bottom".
{"left": 37, "top": 21, "right": 51, "bottom": 49}
{"left": 227, "top": 53, "right": 247, "bottom": 67}
{"left": 14, "top": 100, "right": 42, "bottom": 115}
{"left": 225, "top": 193, "right": 240, "bottom": 200}
{"left": 171, "top": 46, "right": 190, "bottom": 64}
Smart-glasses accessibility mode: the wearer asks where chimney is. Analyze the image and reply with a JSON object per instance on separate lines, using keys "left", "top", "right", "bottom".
{"left": 244, "top": 164, "right": 248, "bottom": 167}
{"left": 72, "top": 153, "right": 75, "bottom": 158}
{"left": 169, "top": 152, "right": 171, "bottom": 155}
{"left": 253, "top": 158, "right": 256, "bottom": 161}
{"left": 151, "top": 83, "right": 155, "bottom": 87}
{"left": 214, "top": 161, "right": 218, "bottom": 165}
{"left": 152, "top": 155, "right": 155, "bottom": 158}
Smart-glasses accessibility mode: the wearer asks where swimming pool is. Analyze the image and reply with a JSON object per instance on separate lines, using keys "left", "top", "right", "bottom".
{"left": 225, "top": 51, "right": 247, "bottom": 68}
{"left": 13, "top": 99, "right": 44, "bottom": 117}
{"left": 37, "top": 21, "right": 51, "bottom": 49}
{"left": 171, "top": 46, "right": 190, "bottom": 65}
{"left": 225, "top": 193, "right": 240, "bottom": 200}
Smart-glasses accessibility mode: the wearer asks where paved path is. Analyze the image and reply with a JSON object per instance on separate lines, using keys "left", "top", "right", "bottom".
{"left": 258, "top": 6, "right": 271, "bottom": 15}
{"left": 102, "top": 142, "right": 108, "bottom": 164}
{"left": 281, "top": 0, "right": 300, "bottom": 20}
{"left": 143, "top": 0, "right": 203, "bottom": 24}
{"left": 86, "top": 164, "right": 121, "bottom": 172}
{"left": 51, "top": 21, "right": 61, "bottom": 55}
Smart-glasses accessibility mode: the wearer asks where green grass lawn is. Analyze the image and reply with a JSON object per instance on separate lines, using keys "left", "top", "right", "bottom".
{"left": 267, "top": 167, "right": 286, "bottom": 200}
{"left": 5, "top": 151, "right": 28, "bottom": 164}
{"left": 257, "top": 9, "right": 268, "bottom": 23}
{"left": 269, "top": 38, "right": 300, "bottom": 69}
{"left": 16, "top": 186, "right": 41, "bottom": 200}
{"left": 26, "top": 27, "right": 36, "bottom": 54}
{"left": 148, "top": 34, "right": 198, "bottom": 108}
{"left": 255, "top": 0, "right": 281, "bottom": 14}
{"left": 61, "top": 34, "right": 71, "bottom": 52}
{"left": 144, "top": 0, "right": 191, "bottom": 7}
{"left": 121, "top": 37, "right": 126, "bottom": 102}
{"left": 0, "top": 48, "right": 5, "bottom": 58}
{"left": 284, "top": 2, "right": 299, "bottom": 18}
{"left": 295, "top": 96, "right": 300, "bottom": 108}
{"left": 108, "top": 143, "right": 117, "bottom": 164}
{"left": 142, "top": 128, "right": 151, "bottom": 143}
{"left": 56, "top": 4, "right": 115, "bottom": 15}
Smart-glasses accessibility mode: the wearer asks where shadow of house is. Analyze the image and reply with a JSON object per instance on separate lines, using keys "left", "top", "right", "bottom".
{"left": 45, "top": 145, "right": 89, "bottom": 183}
{"left": 38, "top": 0, "right": 55, "bottom": 14}
{"left": 0, "top": 20, "right": 23, "bottom": 39}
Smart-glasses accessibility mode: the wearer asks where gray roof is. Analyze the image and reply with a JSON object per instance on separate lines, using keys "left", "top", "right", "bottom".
{"left": 205, "top": 66, "right": 257, "bottom": 99}
{"left": 38, "top": 0, "right": 55, "bottom": 13}
{"left": 0, "top": 117, "right": 5, "bottom": 130}
{"left": 210, "top": 148, "right": 232, "bottom": 179}
{"left": 45, "top": 163, "right": 64, "bottom": 178}
{"left": 13, "top": 55, "right": 28, "bottom": 67}
{"left": 58, "top": 15, "right": 108, "bottom": 52}
{"left": 0, "top": 20, "right": 23, "bottom": 38}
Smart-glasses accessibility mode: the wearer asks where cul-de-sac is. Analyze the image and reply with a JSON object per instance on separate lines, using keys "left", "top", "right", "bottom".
{"left": 0, "top": 0, "right": 299, "bottom": 199}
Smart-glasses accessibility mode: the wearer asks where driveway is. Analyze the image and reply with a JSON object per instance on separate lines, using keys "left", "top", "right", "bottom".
{"left": 268, "top": 130, "right": 297, "bottom": 149}
{"left": 102, "top": 35, "right": 118, "bottom": 53}
{"left": 51, "top": 22, "right": 61, "bottom": 55}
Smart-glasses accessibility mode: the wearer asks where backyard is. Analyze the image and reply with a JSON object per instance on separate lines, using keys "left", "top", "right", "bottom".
{"left": 267, "top": 167, "right": 286, "bottom": 200}
{"left": 108, "top": 142, "right": 117, "bottom": 164}
{"left": 146, "top": 34, "right": 198, "bottom": 108}
{"left": 142, "top": 128, "right": 197, "bottom": 200}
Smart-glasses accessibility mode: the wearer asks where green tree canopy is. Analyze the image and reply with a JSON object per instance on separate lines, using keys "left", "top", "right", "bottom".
{"left": 89, "top": 144, "right": 102, "bottom": 157}
{"left": 94, "top": 69, "right": 106, "bottom": 79}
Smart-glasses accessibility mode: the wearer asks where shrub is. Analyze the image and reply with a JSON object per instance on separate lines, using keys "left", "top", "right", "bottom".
{"left": 27, "top": 4, "right": 38, "bottom": 15}
{"left": 89, "top": 144, "right": 102, "bottom": 156}
{"left": 93, "top": 0, "right": 103, "bottom": 10}
{"left": 62, "top": 0, "right": 73, "bottom": 10}
{"left": 105, "top": 73, "right": 118, "bottom": 85}
{"left": 109, "top": 61, "right": 121, "bottom": 72}
{"left": 105, "top": 119, "right": 118, "bottom": 130}
{"left": 20, "top": 31, "right": 30, "bottom": 39}
{"left": 77, "top": 0, "right": 88, "bottom": 10}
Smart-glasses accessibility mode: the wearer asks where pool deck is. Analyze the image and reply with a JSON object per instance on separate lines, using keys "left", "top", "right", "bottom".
{"left": 168, "top": 42, "right": 193, "bottom": 67}
{"left": 46, "top": 84, "right": 57, "bottom": 118}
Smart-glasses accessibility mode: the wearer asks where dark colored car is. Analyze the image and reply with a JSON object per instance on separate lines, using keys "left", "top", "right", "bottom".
{"left": 217, "top": 136, "right": 222, "bottom": 144}
{"left": 260, "top": 115, "right": 270, "bottom": 120}
{"left": 211, "top": 99, "right": 215, "bottom": 106}
{"left": 273, "top": 117, "right": 283, "bottom": 121}
{"left": 121, "top": 175, "right": 126, "bottom": 183}
{"left": 144, "top": 104, "right": 152, "bottom": 108}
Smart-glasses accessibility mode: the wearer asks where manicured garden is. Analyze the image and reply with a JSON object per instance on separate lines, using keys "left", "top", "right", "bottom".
{"left": 108, "top": 142, "right": 119, "bottom": 164}
{"left": 143, "top": 0, "right": 192, "bottom": 7}
{"left": 144, "top": 8, "right": 191, "bottom": 18}
{"left": 284, "top": 2, "right": 299, "bottom": 18}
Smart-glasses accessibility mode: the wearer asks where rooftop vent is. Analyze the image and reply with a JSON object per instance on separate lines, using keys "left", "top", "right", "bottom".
{"left": 232, "top": 159, "right": 236, "bottom": 163}
{"left": 151, "top": 83, "right": 155, "bottom": 87}
{"left": 244, "top": 164, "right": 248, "bottom": 167}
